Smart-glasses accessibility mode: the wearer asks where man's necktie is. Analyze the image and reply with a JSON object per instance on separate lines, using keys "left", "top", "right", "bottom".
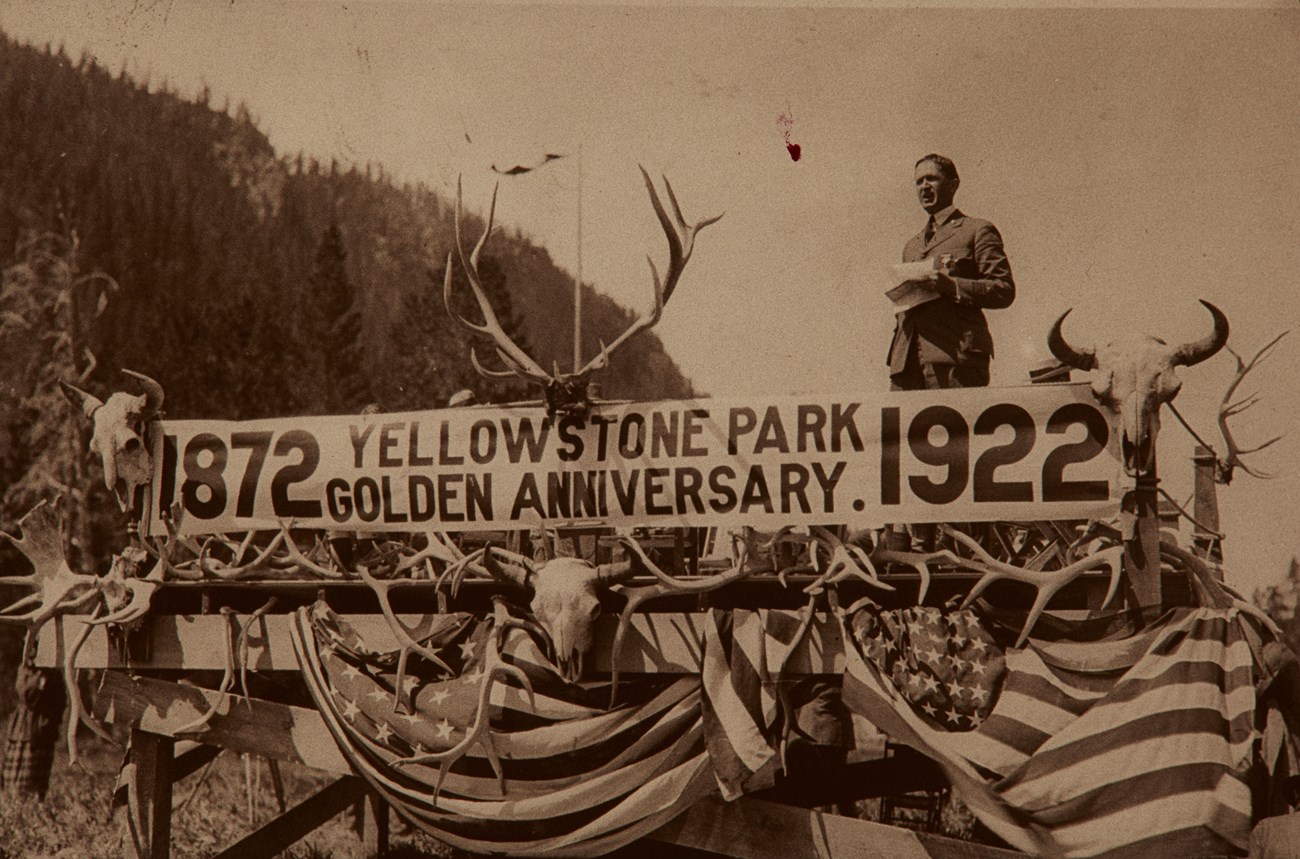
{"left": 923, "top": 217, "right": 936, "bottom": 245}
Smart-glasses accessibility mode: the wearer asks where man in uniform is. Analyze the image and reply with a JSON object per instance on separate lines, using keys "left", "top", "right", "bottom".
{"left": 885, "top": 154, "right": 1015, "bottom": 553}
{"left": 888, "top": 154, "right": 1015, "bottom": 391}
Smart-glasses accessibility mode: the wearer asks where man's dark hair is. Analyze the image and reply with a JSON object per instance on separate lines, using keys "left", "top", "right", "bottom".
{"left": 915, "top": 153, "right": 959, "bottom": 183}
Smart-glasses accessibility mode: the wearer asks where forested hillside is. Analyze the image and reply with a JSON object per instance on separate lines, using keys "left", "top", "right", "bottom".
{"left": 0, "top": 33, "right": 696, "bottom": 538}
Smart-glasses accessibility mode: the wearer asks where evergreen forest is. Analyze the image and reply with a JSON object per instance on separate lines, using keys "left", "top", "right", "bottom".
{"left": 0, "top": 34, "right": 696, "bottom": 695}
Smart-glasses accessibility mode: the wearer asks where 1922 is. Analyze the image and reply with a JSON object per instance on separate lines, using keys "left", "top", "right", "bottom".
{"left": 879, "top": 402, "right": 1109, "bottom": 506}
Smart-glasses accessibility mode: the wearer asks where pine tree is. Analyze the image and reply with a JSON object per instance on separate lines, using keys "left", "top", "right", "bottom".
{"left": 0, "top": 229, "right": 117, "bottom": 570}
{"left": 376, "top": 274, "right": 466, "bottom": 412}
{"left": 1257, "top": 558, "right": 1300, "bottom": 655}
{"left": 307, "top": 221, "right": 368, "bottom": 413}
{"left": 434, "top": 252, "right": 535, "bottom": 405}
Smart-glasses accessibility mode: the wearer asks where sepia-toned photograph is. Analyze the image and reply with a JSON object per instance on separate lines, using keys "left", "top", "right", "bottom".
{"left": 0, "top": 2, "right": 1297, "bottom": 857}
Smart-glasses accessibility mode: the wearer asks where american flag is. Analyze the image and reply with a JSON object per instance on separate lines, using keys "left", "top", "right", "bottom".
{"left": 291, "top": 601, "right": 719, "bottom": 857}
{"left": 699, "top": 608, "right": 808, "bottom": 800}
{"left": 852, "top": 605, "right": 1006, "bottom": 731}
{"left": 291, "top": 596, "right": 1269, "bottom": 858}
{"left": 843, "top": 605, "right": 1260, "bottom": 858}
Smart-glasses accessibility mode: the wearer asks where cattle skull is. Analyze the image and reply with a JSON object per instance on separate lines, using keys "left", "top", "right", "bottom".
{"left": 60, "top": 370, "right": 164, "bottom": 510}
{"left": 480, "top": 547, "right": 637, "bottom": 682}
{"left": 1048, "top": 300, "right": 1228, "bottom": 475}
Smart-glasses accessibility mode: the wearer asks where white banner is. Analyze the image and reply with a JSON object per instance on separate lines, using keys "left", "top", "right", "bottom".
{"left": 144, "top": 383, "right": 1124, "bottom": 536}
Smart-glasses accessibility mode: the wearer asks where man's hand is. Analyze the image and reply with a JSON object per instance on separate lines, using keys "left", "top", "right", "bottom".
{"left": 901, "top": 262, "right": 956, "bottom": 299}
{"left": 928, "top": 269, "right": 957, "bottom": 299}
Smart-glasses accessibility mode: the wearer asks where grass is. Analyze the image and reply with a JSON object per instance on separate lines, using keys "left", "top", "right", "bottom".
{"left": 0, "top": 724, "right": 977, "bottom": 858}
{"left": 0, "top": 730, "right": 457, "bottom": 859}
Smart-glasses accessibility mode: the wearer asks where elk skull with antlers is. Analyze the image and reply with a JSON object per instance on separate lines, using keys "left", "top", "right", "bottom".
{"left": 60, "top": 369, "right": 164, "bottom": 510}
{"left": 1049, "top": 300, "right": 1228, "bottom": 475}
{"left": 444, "top": 167, "right": 722, "bottom": 419}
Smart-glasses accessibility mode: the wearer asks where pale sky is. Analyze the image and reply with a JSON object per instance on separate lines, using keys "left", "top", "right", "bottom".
{"left": 3, "top": 1, "right": 1297, "bottom": 596}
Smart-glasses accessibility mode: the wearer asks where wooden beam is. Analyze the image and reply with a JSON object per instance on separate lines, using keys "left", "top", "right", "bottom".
{"left": 94, "top": 672, "right": 350, "bottom": 774}
{"left": 647, "top": 795, "right": 1025, "bottom": 859}
{"left": 211, "top": 776, "right": 365, "bottom": 859}
{"left": 172, "top": 742, "right": 222, "bottom": 783}
{"left": 38, "top": 611, "right": 845, "bottom": 674}
{"left": 756, "top": 745, "right": 945, "bottom": 808}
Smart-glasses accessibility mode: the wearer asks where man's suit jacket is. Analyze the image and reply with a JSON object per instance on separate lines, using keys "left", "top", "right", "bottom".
{"left": 887, "top": 208, "right": 1015, "bottom": 377}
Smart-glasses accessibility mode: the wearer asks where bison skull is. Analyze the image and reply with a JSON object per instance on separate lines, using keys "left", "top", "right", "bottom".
{"left": 1048, "top": 300, "right": 1228, "bottom": 475}
{"left": 481, "top": 548, "right": 637, "bottom": 682}
{"left": 60, "top": 370, "right": 164, "bottom": 511}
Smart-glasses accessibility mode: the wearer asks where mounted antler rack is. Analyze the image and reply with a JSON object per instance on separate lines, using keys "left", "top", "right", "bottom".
{"left": 444, "top": 168, "right": 722, "bottom": 418}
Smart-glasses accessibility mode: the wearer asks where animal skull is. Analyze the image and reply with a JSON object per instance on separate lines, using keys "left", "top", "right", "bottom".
{"left": 60, "top": 370, "right": 164, "bottom": 510}
{"left": 1049, "top": 300, "right": 1228, "bottom": 475}
{"left": 481, "top": 548, "right": 636, "bottom": 682}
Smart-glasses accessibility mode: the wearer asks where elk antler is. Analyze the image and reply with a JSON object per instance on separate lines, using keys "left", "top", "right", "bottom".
{"left": 1216, "top": 330, "right": 1288, "bottom": 484}
{"left": 444, "top": 179, "right": 553, "bottom": 385}
{"left": 394, "top": 531, "right": 464, "bottom": 574}
{"left": 357, "top": 566, "right": 457, "bottom": 686}
{"left": 946, "top": 525, "right": 1125, "bottom": 648}
{"left": 606, "top": 532, "right": 756, "bottom": 705}
{"left": 196, "top": 531, "right": 289, "bottom": 580}
{"left": 867, "top": 546, "right": 964, "bottom": 605}
{"left": 392, "top": 599, "right": 536, "bottom": 800}
{"left": 1159, "top": 541, "right": 1279, "bottom": 632}
{"left": 436, "top": 546, "right": 536, "bottom": 600}
{"left": 573, "top": 168, "right": 723, "bottom": 377}
{"left": 801, "top": 526, "right": 895, "bottom": 595}
{"left": 60, "top": 605, "right": 117, "bottom": 765}
{"left": 443, "top": 169, "right": 722, "bottom": 411}
{"left": 174, "top": 599, "right": 278, "bottom": 738}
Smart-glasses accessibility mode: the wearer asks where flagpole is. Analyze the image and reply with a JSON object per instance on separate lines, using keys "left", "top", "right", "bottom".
{"left": 573, "top": 143, "right": 583, "bottom": 373}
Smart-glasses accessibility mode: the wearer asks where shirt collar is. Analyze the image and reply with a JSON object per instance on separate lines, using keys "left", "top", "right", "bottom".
{"left": 929, "top": 205, "right": 959, "bottom": 230}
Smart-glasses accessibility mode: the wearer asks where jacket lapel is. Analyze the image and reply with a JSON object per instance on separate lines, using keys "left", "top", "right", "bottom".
{"left": 924, "top": 209, "right": 963, "bottom": 253}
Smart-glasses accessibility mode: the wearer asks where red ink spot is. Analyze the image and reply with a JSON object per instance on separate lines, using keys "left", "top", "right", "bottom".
{"left": 776, "top": 110, "right": 802, "bottom": 163}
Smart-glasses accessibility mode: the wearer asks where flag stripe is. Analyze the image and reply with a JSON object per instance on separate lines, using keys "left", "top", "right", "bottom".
{"left": 1005, "top": 709, "right": 1246, "bottom": 795}
{"left": 441, "top": 694, "right": 703, "bottom": 783}
{"left": 701, "top": 610, "right": 777, "bottom": 785}
{"left": 393, "top": 756, "right": 714, "bottom": 858}
{"left": 290, "top": 604, "right": 715, "bottom": 856}
{"left": 495, "top": 678, "right": 698, "bottom": 759}
{"left": 1049, "top": 778, "right": 1252, "bottom": 857}
{"left": 841, "top": 605, "right": 1261, "bottom": 858}
{"left": 943, "top": 723, "right": 1034, "bottom": 777}
{"left": 1024, "top": 763, "right": 1244, "bottom": 828}
{"left": 390, "top": 694, "right": 707, "bottom": 801}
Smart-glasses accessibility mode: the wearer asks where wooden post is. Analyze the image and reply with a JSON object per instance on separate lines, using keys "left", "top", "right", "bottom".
{"left": 361, "top": 789, "right": 390, "bottom": 858}
{"left": 1191, "top": 445, "right": 1224, "bottom": 570}
{"left": 267, "top": 759, "right": 288, "bottom": 815}
{"left": 1122, "top": 468, "right": 1163, "bottom": 611}
{"left": 129, "top": 729, "right": 176, "bottom": 859}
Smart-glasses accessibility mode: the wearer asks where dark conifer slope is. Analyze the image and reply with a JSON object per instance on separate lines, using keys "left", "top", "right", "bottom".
{"left": 0, "top": 35, "right": 697, "bottom": 422}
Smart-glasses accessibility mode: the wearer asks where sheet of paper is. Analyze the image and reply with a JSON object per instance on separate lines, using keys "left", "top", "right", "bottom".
{"left": 884, "top": 261, "right": 940, "bottom": 314}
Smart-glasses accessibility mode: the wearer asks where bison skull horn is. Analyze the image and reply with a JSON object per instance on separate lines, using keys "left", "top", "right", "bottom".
{"left": 1048, "top": 300, "right": 1229, "bottom": 476}
{"left": 60, "top": 370, "right": 165, "bottom": 511}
